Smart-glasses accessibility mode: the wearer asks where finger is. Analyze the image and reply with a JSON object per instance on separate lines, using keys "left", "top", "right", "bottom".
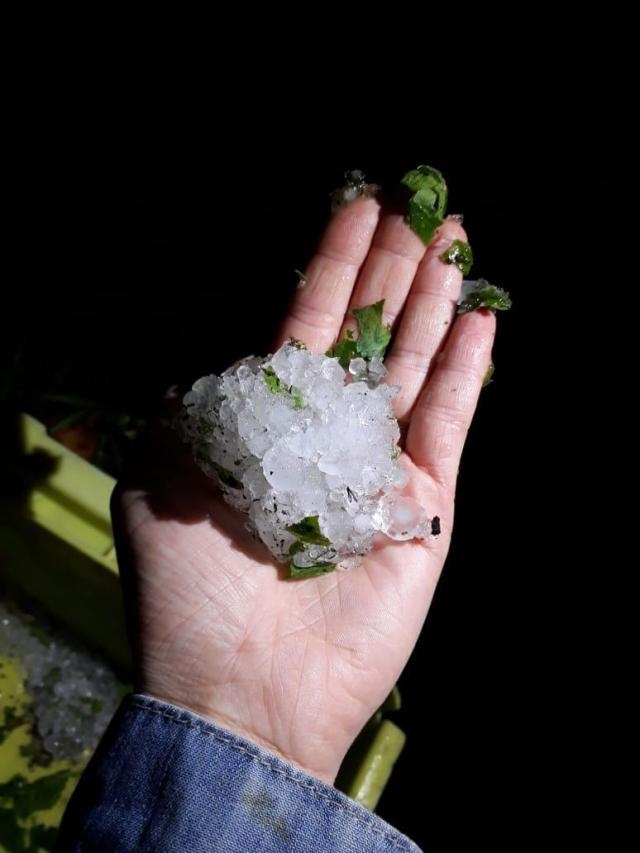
{"left": 405, "top": 309, "right": 495, "bottom": 488}
{"left": 275, "top": 198, "right": 381, "bottom": 351}
{"left": 384, "top": 218, "right": 468, "bottom": 422}
{"left": 337, "top": 212, "right": 427, "bottom": 339}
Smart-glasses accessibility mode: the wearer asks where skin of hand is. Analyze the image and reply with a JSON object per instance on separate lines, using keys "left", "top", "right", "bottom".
{"left": 111, "top": 197, "right": 496, "bottom": 786}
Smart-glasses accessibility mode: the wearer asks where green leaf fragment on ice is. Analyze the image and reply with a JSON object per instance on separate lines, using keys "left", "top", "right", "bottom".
{"left": 326, "top": 300, "right": 392, "bottom": 367}
{"left": 457, "top": 279, "right": 512, "bottom": 314}
{"left": 262, "top": 367, "right": 304, "bottom": 409}
{"left": 290, "top": 561, "right": 337, "bottom": 578}
{"left": 286, "top": 515, "right": 331, "bottom": 547}
{"left": 401, "top": 165, "right": 448, "bottom": 245}
{"left": 326, "top": 329, "right": 358, "bottom": 368}
{"left": 262, "top": 367, "right": 284, "bottom": 394}
{"left": 197, "top": 416, "right": 214, "bottom": 437}
{"left": 288, "top": 529, "right": 337, "bottom": 578}
{"left": 439, "top": 239, "right": 473, "bottom": 275}
{"left": 212, "top": 462, "right": 243, "bottom": 489}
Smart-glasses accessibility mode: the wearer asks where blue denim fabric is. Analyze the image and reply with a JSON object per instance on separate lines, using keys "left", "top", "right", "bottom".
{"left": 55, "top": 694, "right": 421, "bottom": 852}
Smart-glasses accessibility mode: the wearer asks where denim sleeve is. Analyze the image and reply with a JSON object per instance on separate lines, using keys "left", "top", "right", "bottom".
{"left": 55, "top": 694, "right": 421, "bottom": 852}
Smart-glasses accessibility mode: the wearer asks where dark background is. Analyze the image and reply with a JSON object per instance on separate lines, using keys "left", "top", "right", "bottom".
{"left": 5, "top": 137, "right": 573, "bottom": 847}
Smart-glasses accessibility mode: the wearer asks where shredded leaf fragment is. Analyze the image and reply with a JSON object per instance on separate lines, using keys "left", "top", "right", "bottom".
{"left": 439, "top": 239, "right": 473, "bottom": 275}
{"left": 287, "top": 515, "right": 331, "bottom": 547}
{"left": 351, "top": 302, "right": 392, "bottom": 360}
{"left": 457, "top": 279, "right": 512, "bottom": 314}
{"left": 401, "top": 165, "right": 448, "bottom": 244}
{"left": 290, "top": 561, "right": 336, "bottom": 578}
{"left": 262, "top": 367, "right": 304, "bottom": 409}
{"left": 286, "top": 516, "right": 337, "bottom": 577}
{"left": 327, "top": 329, "right": 357, "bottom": 369}
{"left": 327, "top": 300, "right": 391, "bottom": 368}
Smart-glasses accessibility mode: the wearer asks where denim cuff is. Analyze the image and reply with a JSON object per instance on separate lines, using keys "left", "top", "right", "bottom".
{"left": 56, "top": 693, "right": 421, "bottom": 852}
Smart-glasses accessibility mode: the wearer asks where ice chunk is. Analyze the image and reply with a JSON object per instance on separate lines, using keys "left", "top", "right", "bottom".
{"left": 179, "top": 341, "right": 436, "bottom": 574}
{"left": 348, "top": 355, "right": 388, "bottom": 388}
{"left": 372, "top": 494, "right": 430, "bottom": 541}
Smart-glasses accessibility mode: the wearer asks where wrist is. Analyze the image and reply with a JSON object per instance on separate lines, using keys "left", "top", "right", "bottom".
{"left": 139, "top": 687, "right": 340, "bottom": 785}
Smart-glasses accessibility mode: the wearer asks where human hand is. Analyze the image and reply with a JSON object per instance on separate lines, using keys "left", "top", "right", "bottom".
{"left": 111, "top": 195, "right": 495, "bottom": 785}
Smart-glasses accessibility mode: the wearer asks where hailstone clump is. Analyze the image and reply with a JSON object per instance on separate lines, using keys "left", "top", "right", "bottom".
{"left": 176, "top": 166, "right": 511, "bottom": 578}
{"left": 178, "top": 324, "right": 435, "bottom": 578}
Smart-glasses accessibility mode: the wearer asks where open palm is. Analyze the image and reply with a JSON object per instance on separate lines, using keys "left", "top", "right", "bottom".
{"left": 111, "top": 198, "right": 495, "bottom": 785}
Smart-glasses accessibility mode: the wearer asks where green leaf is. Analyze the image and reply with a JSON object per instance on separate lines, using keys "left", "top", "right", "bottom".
{"left": 262, "top": 367, "right": 304, "bottom": 409}
{"left": 326, "top": 329, "right": 358, "bottom": 369}
{"left": 262, "top": 367, "right": 281, "bottom": 394}
{"left": 212, "top": 462, "right": 243, "bottom": 489}
{"left": 401, "top": 165, "right": 448, "bottom": 244}
{"left": 352, "top": 301, "right": 392, "bottom": 360}
{"left": 439, "top": 239, "right": 473, "bottom": 275}
{"left": 286, "top": 515, "right": 331, "bottom": 546}
{"left": 288, "top": 537, "right": 337, "bottom": 578}
{"left": 197, "top": 416, "right": 214, "bottom": 437}
{"left": 290, "top": 561, "right": 337, "bottom": 578}
{"left": 457, "top": 279, "right": 512, "bottom": 314}
{"left": 326, "top": 301, "right": 392, "bottom": 368}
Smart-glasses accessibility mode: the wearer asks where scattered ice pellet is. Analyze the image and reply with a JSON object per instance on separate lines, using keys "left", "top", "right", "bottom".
{"left": 372, "top": 494, "right": 430, "bottom": 541}
{"left": 348, "top": 357, "right": 368, "bottom": 377}
{"left": 0, "top": 600, "right": 124, "bottom": 762}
